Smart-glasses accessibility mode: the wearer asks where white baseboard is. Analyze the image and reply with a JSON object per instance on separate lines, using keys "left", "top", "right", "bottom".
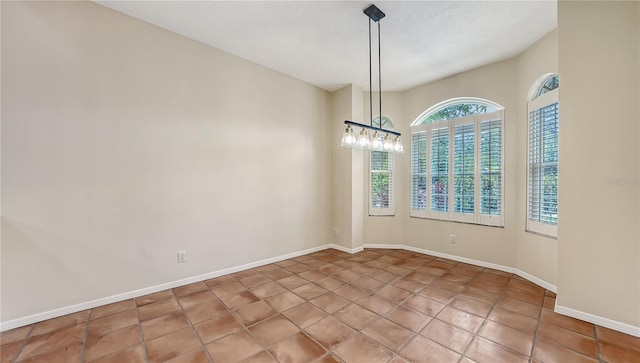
{"left": 328, "top": 243, "right": 364, "bottom": 254}
{"left": 555, "top": 304, "right": 640, "bottom": 337}
{"left": 0, "top": 244, "right": 330, "bottom": 332}
{"left": 365, "top": 243, "right": 557, "bottom": 293}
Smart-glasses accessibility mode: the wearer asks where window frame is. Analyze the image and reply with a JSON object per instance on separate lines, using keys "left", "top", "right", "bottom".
{"left": 527, "top": 86, "right": 559, "bottom": 237}
{"left": 369, "top": 116, "right": 395, "bottom": 216}
{"left": 410, "top": 108, "right": 505, "bottom": 227}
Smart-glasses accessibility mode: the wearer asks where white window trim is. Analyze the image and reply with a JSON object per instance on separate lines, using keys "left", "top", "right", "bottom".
{"left": 410, "top": 110, "right": 504, "bottom": 227}
{"left": 527, "top": 89, "right": 559, "bottom": 237}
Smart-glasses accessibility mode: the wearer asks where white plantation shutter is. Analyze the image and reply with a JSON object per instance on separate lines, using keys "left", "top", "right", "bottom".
{"left": 411, "top": 130, "right": 427, "bottom": 216}
{"left": 410, "top": 108, "right": 504, "bottom": 226}
{"left": 370, "top": 151, "right": 394, "bottom": 215}
{"left": 453, "top": 122, "right": 475, "bottom": 222}
{"left": 430, "top": 127, "right": 449, "bottom": 216}
{"left": 479, "top": 113, "right": 504, "bottom": 226}
{"left": 528, "top": 89, "right": 559, "bottom": 236}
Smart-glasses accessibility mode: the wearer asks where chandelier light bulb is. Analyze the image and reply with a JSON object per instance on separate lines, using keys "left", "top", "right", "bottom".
{"left": 341, "top": 125, "right": 356, "bottom": 147}
{"left": 356, "top": 129, "right": 371, "bottom": 149}
{"left": 382, "top": 134, "right": 393, "bottom": 151}
{"left": 393, "top": 135, "right": 404, "bottom": 153}
{"left": 371, "top": 131, "right": 383, "bottom": 151}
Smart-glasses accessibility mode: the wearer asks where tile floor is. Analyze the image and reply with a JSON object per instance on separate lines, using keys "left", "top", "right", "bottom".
{"left": 2, "top": 248, "right": 639, "bottom": 363}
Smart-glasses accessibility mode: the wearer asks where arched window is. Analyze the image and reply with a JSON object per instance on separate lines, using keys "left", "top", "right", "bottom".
{"left": 370, "top": 116, "right": 395, "bottom": 216}
{"left": 410, "top": 98, "right": 505, "bottom": 226}
{"left": 527, "top": 74, "right": 559, "bottom": 237}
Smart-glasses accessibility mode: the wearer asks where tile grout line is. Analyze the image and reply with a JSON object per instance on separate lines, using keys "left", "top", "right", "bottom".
{"left": 594, "top": 324, "right": 604, "bottom": 363}
{"left": 528, "top": 289, "right": 545, "bottom": 363}
{"left": 78, "top": 309, "right": 92, "bottom": 363}
{"left": 133, "top": 299, "right": 150, "bottom": 363}
{"left": 9, "top": 324, "right": 34, "bottom": 363}
{"left": 172, "top": 287, "right": 215, "bottom": 363}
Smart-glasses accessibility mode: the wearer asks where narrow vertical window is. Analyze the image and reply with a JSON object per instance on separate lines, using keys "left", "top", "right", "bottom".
{"left": 370, "top": 116, "right": 395, "bottom": 216}
{"left": 527, "top": 74, "right": 559, "bottom": 236}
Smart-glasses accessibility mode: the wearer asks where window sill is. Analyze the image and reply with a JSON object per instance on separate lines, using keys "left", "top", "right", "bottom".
{"left": 409, "top": 214, "right": 504, "bottom": 228}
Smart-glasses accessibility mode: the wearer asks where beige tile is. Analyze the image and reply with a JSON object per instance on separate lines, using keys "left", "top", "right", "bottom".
{"left": 18, "top": 323, "right": 86, "bottom": 361}
{"left": 173, "top": 282, "right": 208, "bottom": 297}
{"left": 466, "top": 336, "right": 529, "bottom": 363}
{"left": 334, "top": 333, "right": 393, "bottom": 363}
{"left": 421, "top": 319, "right": 473, "bottom": 354}
{"left": 265, "top": 291, "right": 305, "bottom": 312}
{"left": 135, "top": 290, "right": 174, "bottom": 307}
{"left": 478, "top": 320, "right": 534, "bottom": 356}
{"left": 1, "top": 325, "right": 32, "bottom": 345}
{"left": 333, "top": 303, "right": 379, "bottom": 330}
{"left": 219, "top": 290, "right": 259, "bottom": 310}
{"left": 269, "top": 332, "right": 326, "bottom": 363}
{"left": 184, "top": 299, "right": 228, "bottom": 324}
{"left": 282, "top": 303, "right": 326, "bottom": 328}
{"left": 310, "top": 292, "right": 350, "bottom": 313}
{"left": 164, "top": 348, "right": 210, "bottom": 363}
{"left": 234, "top": 301, "right": 277, "bottom": 326}
{"left": 206, "top": 330, "right": 263, "bottom": 363}
{"left": 141, "top": 311, "right": 189, "bottom": 341}
{"left": 363, "top": 318, "right": 414, "bottom": 351}
{"left": 87, "top": 344, "right": 145, "bottom": 363}
{"left": 305, "top": 316, "right": 355, "bottom": 349}
{"left": 137, "top": 298, "right": 180, "bottom": 322}
{"left": 90, "top": 300, "right": 136, "bottom": 321}
{"left": 145, "top": 327, "right": 201, "bottom": 362}
{"left": 177, "top": 290, "right": 217, "bottom": 309}
{"left": 31, "top": 311, "right": 90, "bottom": 337}
{"left": 400, "top": 335, "right": 460, "bottom": 363}
{"left": 209, "top": 281, "right": 246, "bottom": 298}
{"left": 249, "top": 315, "right": 300, "bottom": 347}
{"left": 436, "top": 306, "right": 485, "bottom": 333}
{"left": 385, "top": 306, "right": 432, "bottom": 332}
{"left": 84, "top": 325, "right": 141, "bottom": 361}
{"left": 532, "top": 338, "right": 598, "bottom": 363}
{"left": 193, "top": 312, "right": 242, "bottom": 343}
{"left": 17, "top": 343, "right": 82, "bottom": 363}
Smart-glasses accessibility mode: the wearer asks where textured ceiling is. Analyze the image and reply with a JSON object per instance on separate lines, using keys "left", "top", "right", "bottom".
{"left": 94, "top": 1, "right": 557, "bottom": 92}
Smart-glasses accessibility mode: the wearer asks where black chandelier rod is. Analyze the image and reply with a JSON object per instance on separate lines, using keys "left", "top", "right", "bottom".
{"left": 343, "top": 120, "right": 401, "bottom": 137}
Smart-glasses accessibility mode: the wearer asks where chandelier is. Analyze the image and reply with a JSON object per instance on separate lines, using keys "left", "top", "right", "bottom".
{"left": 341, "top": 4, "right": 403, "bottom": 154}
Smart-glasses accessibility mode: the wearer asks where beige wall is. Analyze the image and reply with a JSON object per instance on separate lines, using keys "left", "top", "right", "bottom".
{"left": 399, "top": 59, "right": 520, "bottom": 267}
{"left": 557, "top": 1, "right": 640, "bottom": 327}
{"left": 515, "top": 30, "right": 558, "bottom": 285}
{"left": 1, "top": 1, "right": 331, "bottom": 321}
{"left": 330, "top": 84, "right": 365, "bottom": 250}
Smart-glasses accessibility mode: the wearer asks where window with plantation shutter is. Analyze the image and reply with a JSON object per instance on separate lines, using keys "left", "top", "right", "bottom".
{"left": 411, "top": 131, "right": 427, "bottom": 211}
{"left": 370, "top": 116, "right": 395, "bottom": 215}
{"left": 453, "top": 123, "right": 475, "bottom": 218}
{"left": 480, "top": 118, "right": 503, "bottom": 225}
{"left": 527, "top": 75, "right": 559, "bottom": 237}
{"left": 410, "top": 99, "right": 504, "bottom": 226}
{"left": 430, "top": 127, "right": 449, "bottom": 214}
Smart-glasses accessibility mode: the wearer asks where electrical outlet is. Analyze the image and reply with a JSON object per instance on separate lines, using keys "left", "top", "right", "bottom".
{"left": 449, "top": 234, "right": 456, "bottom": 243}
{"left": 178, "top": 250, "right": 187, "bottom": 263}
